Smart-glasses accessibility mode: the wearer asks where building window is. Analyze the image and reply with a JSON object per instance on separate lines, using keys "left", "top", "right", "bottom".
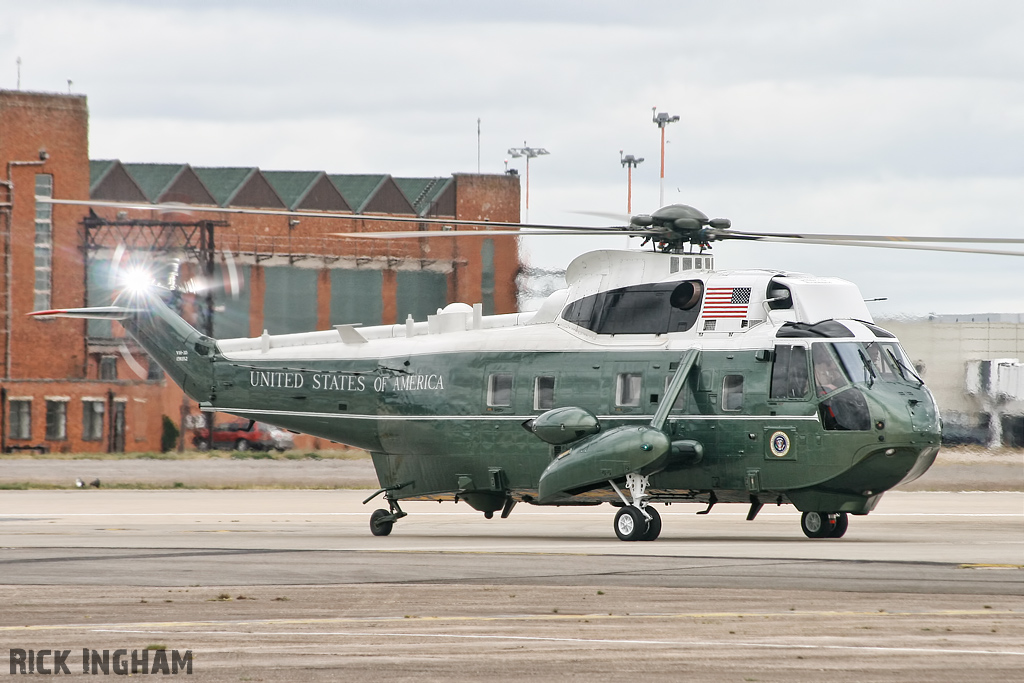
{"left": 99, "top": 356, "right": 118, "bottom": 380}
{"left": 534, "top": 376, "right": 555, "bottom": 410}
{"left": 615, "top": 373, "right": 642, "bottom": 407}
{"left": 487, "top": 373, "right": 513, "bottom": 407}
{"left": 34, "top": 174, "right": 53, "bottom": 311}
{"left": 147, "top": 358, "right": 164, "bottom": 381}
{"left": 45, "top": 400, "right": 67, "bottom": 440}
{"left": 8, "top": 400, "right": 31, "bottom": 440}
{"left": 82, "top": 400, "right": 104, "bottom": 441}
{"left": 722, "top": 375, "right": 744, "bottom": 411}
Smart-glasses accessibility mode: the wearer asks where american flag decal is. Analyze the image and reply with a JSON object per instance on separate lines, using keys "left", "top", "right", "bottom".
{"left": 702, "top": 287, "right": 751, "bottom": 318}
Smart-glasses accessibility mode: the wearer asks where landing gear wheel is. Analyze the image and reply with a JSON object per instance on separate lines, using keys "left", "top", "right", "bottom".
{"left": 800, "top": 511, "right": 833, "bottom": 538}
{"left": 640, "top": 506, "right": 662, "bottom": 541}
{"left": 828, "top": 511, "right": 849, "bottom": 538}
{"left": 369, "top": 508, "right": 394, "bottom": 537}
{"left": 614, "top": 506, "right": 647, "bottom": 541}
{"left": 235, "top": 439, "right": 250, "bottom": 452}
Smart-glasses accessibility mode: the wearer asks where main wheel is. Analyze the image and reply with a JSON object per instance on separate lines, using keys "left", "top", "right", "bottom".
{"left": 614, "top": 506, "right": 647, "bottom": 541}
{"left": 369, "top": 509, "right": 394, "bottom": 537}
{"left": 640, "top": 506, "right": 663, "bottom": 541}
{"left": 828, "top": 511, "right": 849, "bottom": 538}
{"left": 800, "top": 511, "right": 833, "bottom": 538}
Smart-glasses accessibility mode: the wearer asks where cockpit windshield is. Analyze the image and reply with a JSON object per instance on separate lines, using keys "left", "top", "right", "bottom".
{"left": 811, "top": 343, "right": 851, "bottom": 397}
{"left": 827, "top": 341, "right": 922, "bottom": 386}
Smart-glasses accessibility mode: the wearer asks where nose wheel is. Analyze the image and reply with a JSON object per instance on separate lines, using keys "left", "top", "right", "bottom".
{"left": 800, "top": 511, "right": 849, "bottom": 538}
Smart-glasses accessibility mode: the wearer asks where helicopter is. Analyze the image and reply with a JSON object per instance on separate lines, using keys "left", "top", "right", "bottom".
{"left": 33, "top": 200, "right": 1024, "bottom": 542}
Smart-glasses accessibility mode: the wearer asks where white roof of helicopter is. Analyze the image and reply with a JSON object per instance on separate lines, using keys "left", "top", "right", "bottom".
{"left": 216, "top": 248, "right": 876, "bottom": 361}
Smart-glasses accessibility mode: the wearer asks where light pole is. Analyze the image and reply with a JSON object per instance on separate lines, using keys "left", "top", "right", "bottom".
{"left": 507, "top": 142, "right": 549, "bottom": 223}
{"left": 619, "top": 151, "right": 644, "bottom": 214}
{"left": 652, "top": 108, "right": 679, "bottom": 207}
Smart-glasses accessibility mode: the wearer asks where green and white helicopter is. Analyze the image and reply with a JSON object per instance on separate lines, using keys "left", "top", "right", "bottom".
{"left": 36, "top": 202, "right": 1022, "bottom": 541}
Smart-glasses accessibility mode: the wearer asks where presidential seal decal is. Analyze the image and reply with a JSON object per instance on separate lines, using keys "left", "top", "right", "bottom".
{"left": 770, "top": 431, "right": 791, "bottom": 457}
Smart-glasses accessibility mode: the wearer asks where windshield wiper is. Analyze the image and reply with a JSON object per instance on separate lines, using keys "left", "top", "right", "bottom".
{"left": 858, "top": 349, "right": 876, "bottom": 387}
{"left": 886, "top": 348, "right": 924, "bottom": 387}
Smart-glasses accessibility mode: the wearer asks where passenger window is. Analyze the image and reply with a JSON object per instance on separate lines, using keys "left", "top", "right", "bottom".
{"left": 770, "top": 345, "right": 809, "bottom": 399}
{"left": 722, "top": 375, "right": 744, "bottom": 411}
{"left": 534, "top": 376, "right": 555, "bottom": 410}
{"left": 616, "top": 373, "right": 642, "bottom": 407}
{"left": 487, "top": 373, "right": 513, "bottom": 407}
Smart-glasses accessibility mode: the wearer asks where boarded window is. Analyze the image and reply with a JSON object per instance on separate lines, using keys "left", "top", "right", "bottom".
{"left": 331, "top": 269, "right": 383, "bottom": 326}
{"left": 481, "top": 239, "right": 495, "bottom": 315}
{"left": 264, "top": 267, "right": 318, "bottom": 334}
{"left": 396, "top": 270, "right": 448, "bottom": 322}
{"left": 211, "top": 263, "right": 252, "bottom": 339}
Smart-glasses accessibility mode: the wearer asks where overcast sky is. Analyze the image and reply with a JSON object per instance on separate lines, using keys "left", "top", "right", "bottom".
{"left": 4, "top": 1, "right": 1023, "bottom": 317}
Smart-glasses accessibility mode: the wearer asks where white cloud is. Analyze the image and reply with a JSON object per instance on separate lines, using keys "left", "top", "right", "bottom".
{"left": 4, "top": 0, "right": 1024, "bottom": 315}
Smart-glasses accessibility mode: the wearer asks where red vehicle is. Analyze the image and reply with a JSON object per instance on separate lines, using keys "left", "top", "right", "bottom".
{"left": 192, "top": 420, "right": 294, "bottom": 452}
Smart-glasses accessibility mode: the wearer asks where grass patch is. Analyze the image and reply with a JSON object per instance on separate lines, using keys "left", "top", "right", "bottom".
{"left": 0, "top": 448, "right": 371, "bottom": 461}
{"left": 0, "top": 480, "right": 374, "bottom": 491}
{"left": 230, "top": 452, "right": 275, "bottom": 460}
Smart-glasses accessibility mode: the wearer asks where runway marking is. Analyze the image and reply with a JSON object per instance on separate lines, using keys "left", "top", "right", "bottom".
{"left": 1, "top": 608, "right": 1017, "bottom": 632}
{"left": 88, "top": 628, "right": 1024, "bottom": 657}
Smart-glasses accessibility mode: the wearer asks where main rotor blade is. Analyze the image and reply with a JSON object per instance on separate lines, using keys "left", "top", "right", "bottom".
{"left": 722, "top": 229, "right": 1024, "bottom": 245}
{"left": 39, "top": 197, "right": 632, "bottom": 233}
{"left": 328, "top": 229, "right": 653, "bottom": 239}
{"left": 743, "top": 235, "right": 1024, "bottom": 257}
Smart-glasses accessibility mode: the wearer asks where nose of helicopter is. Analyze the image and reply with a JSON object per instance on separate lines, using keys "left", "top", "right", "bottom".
{"left": 828, "top": 385, "right": 942, "bottom": 496}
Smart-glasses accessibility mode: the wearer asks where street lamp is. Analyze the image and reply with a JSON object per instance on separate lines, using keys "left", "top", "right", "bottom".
{"left": 652, "top": 108, "right": 679, "bottom": 207}
{"left": 619, "top": 151, "right": 644, "bottom": 214}
{"left": 507, "top": 142, "right": 549, "bottom": 223}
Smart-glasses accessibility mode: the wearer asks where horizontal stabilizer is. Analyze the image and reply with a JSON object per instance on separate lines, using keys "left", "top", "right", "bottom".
{"left": 27, "top": 306, "right": 135, "bottom": 320}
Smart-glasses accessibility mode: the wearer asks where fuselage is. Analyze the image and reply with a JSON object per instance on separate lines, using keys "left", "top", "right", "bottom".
{"left": 155, "top": 249, "right": 940, "bottom": 516}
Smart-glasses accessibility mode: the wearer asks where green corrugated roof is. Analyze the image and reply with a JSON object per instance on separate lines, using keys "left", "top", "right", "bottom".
{"left": 262, "top": 170, "right": 322, "bottom": 210}
{"left": 328, "top": 174, "right": 387, "bottom": 213}
{"left": 394, "top": 177, "right": 450, "bottom": 215}
{"left": 89, "top": 160, "right": 116, "bottom": 191}
{"left": 193, "top": 167, "right": 256, "bottom": 207}
{"left": 121, "top": 163, "right": 187, "bottom": 202}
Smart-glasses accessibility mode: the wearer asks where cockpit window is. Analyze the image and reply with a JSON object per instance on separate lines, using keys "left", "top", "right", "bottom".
{"left": 770, "top": 345, "right": 809, "bottom": 399}
{"left": 811, "top": 343, "right": 851, "bottom": 397}
{"left": 560, "top": 281, "right": 704, "bottom": 335}
{"left": 877, "top": 342, "right": 922, "bottom": 384}
{"left": 832, "top": 342, "right": 878, "bottom": 385}
{"left": 833, "top": 340, "right": 922, "bottom": 386}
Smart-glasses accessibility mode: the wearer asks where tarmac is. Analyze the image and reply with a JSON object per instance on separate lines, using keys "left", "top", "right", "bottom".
{"left": 1, "top": 488, "right": 1022, "bottom": 681}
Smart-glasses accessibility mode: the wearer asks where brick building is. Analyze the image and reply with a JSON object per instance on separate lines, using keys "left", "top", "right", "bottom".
{"left": 1, "top": 89, "right": 521, "bottom": 453}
